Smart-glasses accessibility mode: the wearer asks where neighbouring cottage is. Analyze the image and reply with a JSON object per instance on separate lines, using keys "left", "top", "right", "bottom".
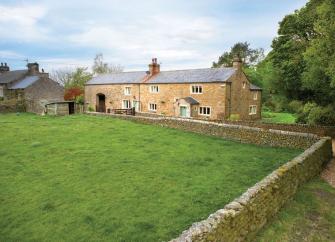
{"left": 85, "top": 57, "right": 262, "bottom": 120}
{"left": 0, "top": 62, "right": 64, "bottom": 114}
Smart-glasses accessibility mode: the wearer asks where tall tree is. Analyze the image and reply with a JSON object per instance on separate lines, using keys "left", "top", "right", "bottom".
{"left": 92, "top": 53, "right": 123, "bottom": 75}
{"left": 51, "top": 67, "right": 92, "bottom": 89}
{"left": 212, "top": 42, "right": 264, "bottom": 68}
{"left": 302, "top": 0, "right": 335, "bottom": 106}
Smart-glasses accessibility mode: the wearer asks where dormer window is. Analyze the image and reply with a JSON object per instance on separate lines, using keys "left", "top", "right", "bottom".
{"left": 191, "top": 85, "right": 203, "bottom": 94}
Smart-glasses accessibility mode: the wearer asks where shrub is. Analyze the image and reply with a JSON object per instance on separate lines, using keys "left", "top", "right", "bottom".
{"left": 288, "top": 100, "right": 303, "bottom": 113}
{"left": 88, "top": 106, "right": 95, "bottom": 112}
{"left": 296, "top": 102, "right": 335, "bottom": 125}
{"left": 64, "top": 87, "right": 84, "bottom": 101}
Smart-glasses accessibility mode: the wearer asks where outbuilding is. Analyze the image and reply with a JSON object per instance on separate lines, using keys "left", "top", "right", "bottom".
{"left": 45, "top": 101, "right": 75, "bottom": 115}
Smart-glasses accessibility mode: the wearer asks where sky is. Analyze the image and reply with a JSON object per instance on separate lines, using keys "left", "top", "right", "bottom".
{"left": 0, "top": 0, "right": 308, "bottom": 72}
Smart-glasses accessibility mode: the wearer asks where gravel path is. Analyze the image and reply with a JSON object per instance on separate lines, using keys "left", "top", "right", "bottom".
{"left": 321, "top": 139, "right": 335, "bottom": 188}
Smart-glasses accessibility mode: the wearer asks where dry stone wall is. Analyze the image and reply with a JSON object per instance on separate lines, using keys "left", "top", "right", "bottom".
{"left": 86, "top": 112, "right": 333, "bottom": 242}
{"left": 87, "top": 112, "right": 318, "bottom": 149}
{"left": 170, "top": 137, "right": 332, "bottom": 242}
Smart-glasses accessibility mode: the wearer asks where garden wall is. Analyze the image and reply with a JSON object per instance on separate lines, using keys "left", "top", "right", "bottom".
{"left": 170, "top": 137, "right": 333, "bottom": 242}
{"left": 86, "top": 112, "right": 333, "bottom": 241}
{"left": 87, "top": 112, "right": 318, "bottom": 149}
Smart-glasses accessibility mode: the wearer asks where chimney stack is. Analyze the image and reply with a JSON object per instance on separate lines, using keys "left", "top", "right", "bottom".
{"left": 148, "top": 58, "right": 160, "bottom": 75}
{"left": 0, "top": 62, "right": 10, "bottom": 73}
{"left": 232, "top": 55, "right": 242, "bottom": 71}
{"left": 27, "top": 62, "right": 39, "bottom": 74}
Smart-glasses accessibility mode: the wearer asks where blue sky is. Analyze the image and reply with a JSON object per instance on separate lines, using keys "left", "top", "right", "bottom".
{"left": 0, "top": 0, "right": 307, "bottom": 72}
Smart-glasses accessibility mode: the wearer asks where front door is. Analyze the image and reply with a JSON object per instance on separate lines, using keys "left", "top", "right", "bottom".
{"left": 180, "top": 106, "right": 187, "bottom": 117}
{"left": 97, "top": 94, "right": 106, "bottom": 112}
{"left": 133, "top": 101, "right": 140, "bottom": 112}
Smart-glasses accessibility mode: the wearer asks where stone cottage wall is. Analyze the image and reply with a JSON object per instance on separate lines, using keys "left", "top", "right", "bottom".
{"left": 24, "top": 78, "right": 64, "bottom": 114}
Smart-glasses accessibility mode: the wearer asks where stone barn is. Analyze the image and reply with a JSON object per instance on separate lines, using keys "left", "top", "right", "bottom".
{"left": 0, "top": 62, "right": 64, "bottom": 114}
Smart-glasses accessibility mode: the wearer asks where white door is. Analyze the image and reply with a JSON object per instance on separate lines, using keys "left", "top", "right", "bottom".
{"left": 133, "top": 101, "right": 140, "bottom": 112}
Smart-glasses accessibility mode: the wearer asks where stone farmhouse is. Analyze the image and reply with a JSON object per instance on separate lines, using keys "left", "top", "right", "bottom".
{"left": 85, "top": 57, "right": 262, "bottom": 120}
{"left": 0, "top": 62, "right": 64, "bottom": 114}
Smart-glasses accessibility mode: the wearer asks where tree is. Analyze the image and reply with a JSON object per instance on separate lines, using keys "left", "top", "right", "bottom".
{"left": 301, "top": 0, "right": 335, "bottom": 106}
{"left": 212, "top": 42, "right": 264, "bottom": 68}
{"left": 92, "top": 53, "right": 123, "bottom": 75}
{"left": 51, "top": 67, "right": 92, "bottom": 89}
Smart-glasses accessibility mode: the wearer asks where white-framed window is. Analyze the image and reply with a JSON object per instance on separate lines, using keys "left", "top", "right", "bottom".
{"left": 242, "top": 82, "right": 246, "bottom": 89}
{"left": 122, "top": 100, "right": 131, "bottom": 109}
{"left": 124, "top": 87, "right": 131, "bottom": 95}
{"left": 149, "top": 103, "right": 157, "bottom": 112}
{"left": 249, "top": 105, "right": 257, "bottom": 115}
{"left": 191, "top": 85, "right": 203, "bottom": 94}
{"left": 253, "top": 92, "right": 258, "bottom": 100}
{"left": 150, "top": 85, "right": 159, "bottom": 93}
{"left": 199, "top": 106, "right": 211, "bottom": 116}
{"left": 0, "top": 86, "right": 3, "bottom": 97}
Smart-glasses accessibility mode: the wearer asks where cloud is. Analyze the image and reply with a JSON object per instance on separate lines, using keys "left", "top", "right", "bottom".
{"left": 0, "top": 50, "right": 25, "bottom": 59}
{"left": 0, "top": 4, "right": 48, "bottom": 41}
{"left": 68, "top": 14, "right": 221, "bottom": 65}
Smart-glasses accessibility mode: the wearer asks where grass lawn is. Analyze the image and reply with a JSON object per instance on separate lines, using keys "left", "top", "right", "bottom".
{"left": 256, "top": 178, "right": 335, "bottom": 242}
{"left": 262, "top": 111, "right": 297, "bottom": 124}
{"left": 0, "top": 113, "right": 301, "bottom": 241}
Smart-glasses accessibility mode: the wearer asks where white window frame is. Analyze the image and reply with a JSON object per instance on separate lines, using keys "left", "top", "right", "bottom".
{"left": 242, "top": 82, "right": 246, "bottom": 89}
{"left": 122, "top": 100, "right": 131, "bottom": 109}
{"left": 190, "top": 85, "right": 203, "bottom": 94}
{"left": 148, "top": 103, "right": 157, "bottom": 112}
{"left": 150, "top": 85, "right": 159, "bottom": 93}
{"left": 0, "top": 86, "right": 3, "bottom": 97}
{"left": 199, "top": 106, "right": 211, "bottom": 116}
{"left": 124, "top": 86, "right": 131, "bottom": 96}
{"left": 253, "top": 92, "right": 258, "bottom": 100}
{"left": 249, "top": 105, "right": 257, "bottom": 115}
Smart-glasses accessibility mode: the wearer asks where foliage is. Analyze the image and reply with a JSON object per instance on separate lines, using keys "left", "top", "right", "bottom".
{"left": 256, "top": 178, "right": 335, "bottom": 241}
{"left": 296, "top": 102, "right": 335, "bottom": 125}
{"left": 52, "top": 67, "right": 92, "bottom": 89}
{"left": 212, "top": 42, "right": 264, "bottom": 68}
{"left": 0, "top": 114, "right": 300, "bottom": 242}
{"left": 266, "top": 0, "right": 335, "bottom": 125}
{"left": 92, "top": 53, "right": 123, "bottom": 75}
{"left": 64, "top": 87, "right": 84, "bottom": 101}
{"left": 87, "top": 105, "right": 95, "bottom": 112}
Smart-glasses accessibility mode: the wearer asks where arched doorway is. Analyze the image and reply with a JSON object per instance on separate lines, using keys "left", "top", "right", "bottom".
{"left": 96, "top": 93, "right": 106, "bottom": 112}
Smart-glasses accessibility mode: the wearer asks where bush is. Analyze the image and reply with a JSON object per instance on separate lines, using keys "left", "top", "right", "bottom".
{"left": 64, "top": 87, "right": 84, "bottom": 101}
{"left": 88, "top": 106, "right": 95, "bottom": 112}
{"left": 288, "top": 100, "right": 303, "bottom": 113}
{"left": 296, "top": 102, "right": 335, "bottom": 125}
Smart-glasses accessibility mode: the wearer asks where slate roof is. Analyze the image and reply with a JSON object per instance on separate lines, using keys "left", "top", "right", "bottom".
{"left": 86, "top": 67, "right": 236, "bottom": 85}
{"left": 181, "top": 96, "right": 200, "bottom": 105}
{"left": 146, "top": 68, "right": 236, "bottom": 84}
{"left": 8, "top": 76, "right": 40, "bottom": 89}
{"left": 250, "top": 83, "right": 262, "bottom": 91}
{"left": 87, "top": 71, "right": 147, "bottom": 85}
{"left": 0, "top": 70, "right": 28, "bottom": 84}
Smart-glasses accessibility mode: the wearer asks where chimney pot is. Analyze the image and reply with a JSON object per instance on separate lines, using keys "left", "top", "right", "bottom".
{"left": 1, "top": 63, "right": 3, "bottom": 66}
{"left": 148, "top": 58, "right": 160, "bottom": 75}
{"left": 232, "top": 55, "right": 242, "bottom": 71}
{"left": 4, "top": 63, "right": 7, "bottom": 66}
